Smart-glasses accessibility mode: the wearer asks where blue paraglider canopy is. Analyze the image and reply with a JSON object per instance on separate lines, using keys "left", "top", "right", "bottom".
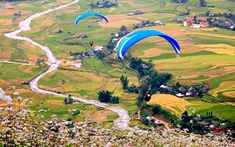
{"left": 74, "top": 12, "right": 109, "bottom": 26}
{"left": 117, "top": 29, "right": 180, "bottom": 59}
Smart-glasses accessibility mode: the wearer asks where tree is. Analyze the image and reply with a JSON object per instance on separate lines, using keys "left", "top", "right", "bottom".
{"left": 96, "top": 51, "right": 105, "bottom": 60}
{"left": 68, "top": 95, "right": 73, "bottom": 104}
{"left": 110, "top": 96, "right": 120, "bottom": 104}
{"left": 193, "top": 15, "right": 197, "bottom": 23}
{"left": 181, "top": 110, "right": 190, "bottom": 122}
{"left": 199, "top": 0, "right": 206, "bottom": 7}
{"left": 64, "top": 98, "right": 68, "bottom": 104}
{"left": 36, "top": 59, "right": 45, "bottom": 68}
{"left": 68, "top": 98, "right": 73, "bottom": 104}
{"left": 120, "top": 25, "right": 127, "bottom": 31}
{"left": 120, "top": 75, "right": 129, "bottom": 89}
{"left": 98, "top": 90, "right": 112, "bottom": 102}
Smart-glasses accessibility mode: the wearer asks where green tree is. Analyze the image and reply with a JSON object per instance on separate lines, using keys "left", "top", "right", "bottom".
{"left": 64, "top": 98, "right": 68, "bottom": 104}
{"left": 120, "top": 75, "right": 129, "bottom": 89}
{"left": 110, "top": 96, "right": 120, "bottom": 104}
{"left": 96, "top": 52, "right": 105, "bottom": 60}
{"left": 120, "top": 25, "right": 127, "bottom": 31}
{"left": 193, "top": 16, "right": 197, "bottom": 23}
{"left": 98, "top": 90, "right": 112, "bottom": 103}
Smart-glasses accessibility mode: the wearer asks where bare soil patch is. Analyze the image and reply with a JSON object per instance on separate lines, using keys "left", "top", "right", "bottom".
{"left": 0, "top": 7, "right": 17, "bottom": 16}
{"left": 91, "top": 110, "right": 116, "bottom": 122}
{"left": 0, "top": 51, "right": 13, "bottom": 59}
{"left": 0, "top": 19, "right": 12, "bottom": 26}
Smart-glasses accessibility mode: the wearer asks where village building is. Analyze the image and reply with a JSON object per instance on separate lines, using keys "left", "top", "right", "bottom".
{"left": 142, "top": 64, "right": 148, "bottom": 69}
{"left": 87, "top": 51, "right": 95, "bottom": 56}
{"left": 119, "top": 30, "right": 130, "bottom": 36}
{"left": 146, "top": 116, "right": 155, "bottom": 124}
{"left": 186, "top": 87, "right": 197, "bottom": 97}
{"left": 183, "top": 17, "right": 209, "bottom": 28}
{"left": 155, "top": 91, "right": 161, "bottom": 94}
{"left": 155, "top": 120, "right": 164, "bottom": 125}
{"left": 160, "top": 84, "right": 167, "bottom": 89}
{"left": 77, "top": 34, "right": 87, "bottom": 39}
{"left": 176, "top": 93, "right": 184, "bottom": 98}
{"left": 112, "top": 38, "right": 119, "bottom": 43}
{"left": 134, "top": 10, "right": 144, "bottom": 15}
{"left": 201, "top": 85, "right": 209, "bottom": 93}
{"left": 95, "top": 46, "right": 104, "bottom": 51}
{"left": 154, "top": 20, "right": 164, "bottom": 25}
{"left": 178, "top": 86, "right": 186, "bottom": 93}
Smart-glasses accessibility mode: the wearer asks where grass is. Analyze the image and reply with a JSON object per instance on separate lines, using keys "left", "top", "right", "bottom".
{"left": 186, "top": 99, "right": 235, "bottom": 121}
{"left": 107, "top": 114, "right": 119, "bottom": 122}
{"left": 129, "top": 119, "right": 153, "bottom": 130}
{"left": 114, "top": 99, "right": 139, "bottom": 116}
{"left": 29, "top": 96, "right": 102, "bottom": 121}
{"left": 0, "top": 63, "right": 47, "bottom": 81}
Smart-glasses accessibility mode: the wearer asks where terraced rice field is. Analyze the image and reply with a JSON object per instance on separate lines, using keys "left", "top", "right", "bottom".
{"left": 147, "top": 94, "right": 191, "bottom": 117}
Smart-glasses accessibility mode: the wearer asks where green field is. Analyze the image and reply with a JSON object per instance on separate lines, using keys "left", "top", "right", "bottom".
{"left": 1, "top": 0, "right": 235, "bottom": 122}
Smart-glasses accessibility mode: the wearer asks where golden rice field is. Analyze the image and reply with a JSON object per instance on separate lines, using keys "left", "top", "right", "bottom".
{"left": 147, "top": 94, "right": 191, "bottom": 117}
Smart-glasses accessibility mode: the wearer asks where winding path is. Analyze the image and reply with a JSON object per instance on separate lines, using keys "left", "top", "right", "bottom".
{"left": 4, "top": 0, "right": 132, "bottom": 130}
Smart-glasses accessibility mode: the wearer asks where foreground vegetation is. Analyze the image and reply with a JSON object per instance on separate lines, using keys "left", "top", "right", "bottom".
{"left": 0, "top": 100, "right": 234, "bottom": 146}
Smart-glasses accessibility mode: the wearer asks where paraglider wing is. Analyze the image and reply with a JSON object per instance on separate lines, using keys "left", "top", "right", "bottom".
{"left": 117, "top": 30, "right": 180, "bottom": 59}
{"left": 74, "top": 12, "right": 109, "bottom": 26}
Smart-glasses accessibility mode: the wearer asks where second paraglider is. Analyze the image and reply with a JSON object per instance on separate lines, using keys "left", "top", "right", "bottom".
{"left": 74, "top": 12, "right": 109, "bottom": 26}
{"left": 116, "top": 29, "right": 180, "bottom": 59}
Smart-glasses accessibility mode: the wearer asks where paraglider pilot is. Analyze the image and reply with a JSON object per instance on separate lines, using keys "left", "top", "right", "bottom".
{"left": 90, "top": 41, "right": 93, "bottom": 47}
{"left": 144, "top": 92, "right": 151, "bottom": 102}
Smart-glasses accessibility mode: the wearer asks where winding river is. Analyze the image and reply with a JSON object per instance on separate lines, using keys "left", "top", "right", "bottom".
{"left": 4, "top": 0, "right": 132, "bottom": 130}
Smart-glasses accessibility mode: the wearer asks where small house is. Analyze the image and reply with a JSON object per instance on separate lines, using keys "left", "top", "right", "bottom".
{"left": 155, "top": 120, "right": 164, "bottom": 125}
{"left": 166, "top": 87, "right": 173, "bottom": 92}
{"left": 201, "top": 85, "right": 209, "bottom": 93}
{"left": 134, "top": 10, "right": 144, "bottom": 15}
{"left": 112, "top": 38, "right": 119, "bottom": 43}
{"left": 187, "top": 87, "right": 197, "bottom": 96}
{"left": 142, "top": 64, "right": 148, "bottom": 69}
{"left": 193, "top": 116, "right": 202, "bottom": 122}
{"left": 146, "top": 116, "right": 155, "bottom": 124}
{"left": 77, "top": 34, "right": 87, "bottom": 39}
{"left": 154, "top": 20, "right": 163, "bottom": 25}
{"left": 178, "top": 86, "right": 186, "bottom": 93}
{"left": 176, "top": 93, "right": 184, "bottom": 98}
{"left": 155, "top": 91, "right": 161, "bottom": 94}
{"left": 230, "top": 25, "right": 235, "bottom": 30}
{"left": 119, "top": 30, "right": 130, "bottom": 36}
{"left": 145, "top": 23, "right": 154, "bottom": 27}
{"left": 87, "top": 51, "right": 95, "bottom": 56}
{"left": 95, "top": 46, "right": 104, "bottom": 51}
{"left": 160, "top": 85, "right": 167, "bottom": 89}
{"left": 192, "top": 24, "right": 201, "bottom": 29}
